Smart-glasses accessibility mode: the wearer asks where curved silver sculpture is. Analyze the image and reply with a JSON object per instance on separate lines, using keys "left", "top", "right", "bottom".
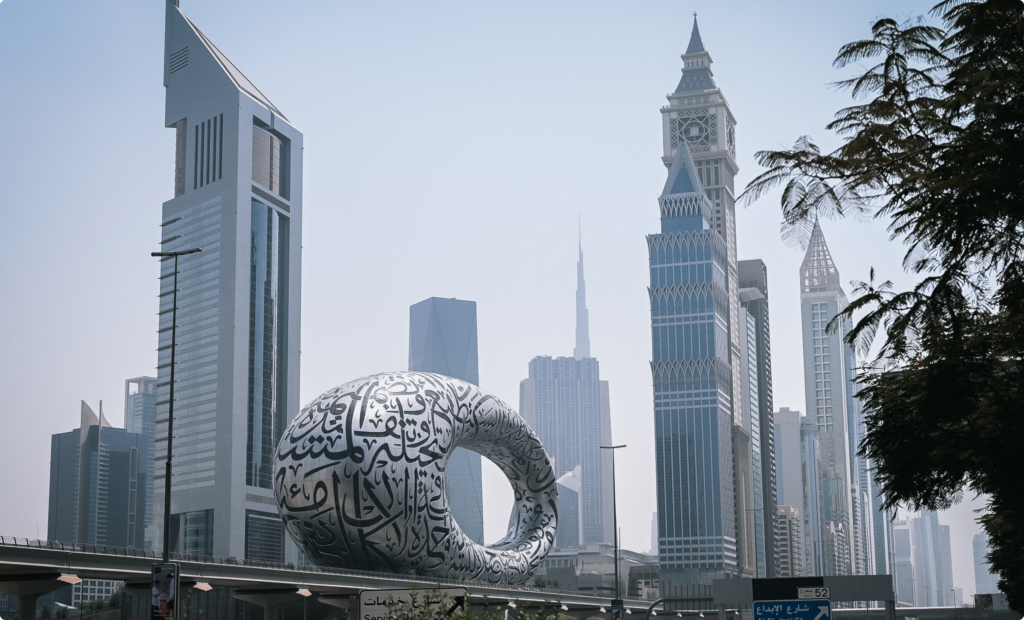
{"left": 274, "top": 371, "right": 558, "bottom": 585}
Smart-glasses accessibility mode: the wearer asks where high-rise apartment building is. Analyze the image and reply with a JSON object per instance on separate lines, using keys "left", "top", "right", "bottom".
{"left": 799, "top": 221, "right": 878, "bottom": 575}
{"left": 520, "top": 245, "right": 614, "bottom": 547}
{"left": 155, "top": 1, "right": 303, "bottom": 561}
{"left": 409, "top": 297, "right": 484, "bottom": 543}
{"left": 776, "top": 505, "right": 802, "bottom": 577}
{"left": 48, "top": 402, "right": 148, "bottom": 549}
{"left": 973, "top": 534, "right": 999, "bottom": 594}
{"left": 774, "top": 408, "right": 824, "bottom": 576}
{"left": 739, "top": 259, "right": 778, "bottom": 577}
{"left": 124, "top": 377, "right": 157, "bottom": 548}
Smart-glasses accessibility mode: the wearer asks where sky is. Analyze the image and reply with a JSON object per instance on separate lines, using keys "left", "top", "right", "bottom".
{"left": 0, "top": 0, "right": 990, "bottom": 598}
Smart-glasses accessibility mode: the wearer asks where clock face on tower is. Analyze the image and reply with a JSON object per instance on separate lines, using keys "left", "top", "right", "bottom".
{"left": 671, "top": 110, "right": 717, "bottom": 154}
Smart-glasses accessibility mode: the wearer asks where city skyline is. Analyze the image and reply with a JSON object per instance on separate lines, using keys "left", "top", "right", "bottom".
{"left": 0, "top": 0, "right": 989, "bottom": 596}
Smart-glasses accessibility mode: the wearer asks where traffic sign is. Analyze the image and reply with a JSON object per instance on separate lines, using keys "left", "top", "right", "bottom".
{"left": 754, "top": 599, "right": 831, "bottom": 620}
{"left": 797, "top": 588, "right": 831, "bottom": 600}
{"left": 359, "top": 588, "right": 468, "bottom": 620}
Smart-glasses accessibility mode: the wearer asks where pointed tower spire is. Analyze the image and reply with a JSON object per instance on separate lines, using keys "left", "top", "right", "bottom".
{"left": 800, "top": 220, "right": 844, "bottom": 295}
{"left": 686, "top": 14, "right": 705, "bottom": 54}
{"left": 574, "top": 235, "right": 591, "bottom": 360}
{"left": 674, "top": 13, "right": 716, "bottom": 95}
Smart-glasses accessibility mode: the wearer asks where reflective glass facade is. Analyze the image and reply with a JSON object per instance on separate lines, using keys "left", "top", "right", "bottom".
{"left": 650, "top": 141, "right": 737, "bottom": 578}
{"left": 408, "top": 297, "right": 483, "bottom": 544}
{"left": 524, "top": 355, "right": 606, "bottom": 546}
{"left": 245, "top": 509, "right": 284, "bottom": 562}
{"left": 124, "top": 377, "right": 157, "bottom": 548}
{"left": 247, "top": 199, "right": 290, "bottom": 489}
{"left": 47, "top": 409, "right": 148, "bottom": 548}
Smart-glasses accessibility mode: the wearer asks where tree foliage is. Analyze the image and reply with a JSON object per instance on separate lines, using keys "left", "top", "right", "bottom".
{"left": 740, "top": 0, "right": 1024, "bottom": 609}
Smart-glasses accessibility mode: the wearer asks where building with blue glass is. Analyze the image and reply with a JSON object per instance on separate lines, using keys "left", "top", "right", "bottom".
{"left": 652, "top": 17, "right": 772, "bottom": 584}
{"left": 649, "top": 133, "right": 737, "bottom": 579}
{"left": 409, "top": 297, "right": 484, "bottom": 544}
{"left": 154, "top": 0, "right": 302, "bottom": 562}
{"left": 48, "top": 402, "right": 148, "bottom": 548}
{"left": 123, "top": 376, "right": 157, "bottom": 549}
{"left": 520, "top": 245, "right": 614, "bottom": 547}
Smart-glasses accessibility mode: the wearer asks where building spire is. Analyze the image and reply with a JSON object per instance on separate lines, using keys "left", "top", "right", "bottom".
{"left": 686, "top": 14, "right": 706, "bottom": 54}
{"left": 799, "top": 220, "right": 844, "bottom": 295}
{"left": 574, "top": 232, "right": 591, "bottom": 360}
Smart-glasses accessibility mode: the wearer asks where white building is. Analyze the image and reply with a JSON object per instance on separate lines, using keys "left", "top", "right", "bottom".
{"left": 153, "top": 0, "right": 303, "bottom": 562}
{"left": 798, "top": 222, "right": 877, "bottom": 575}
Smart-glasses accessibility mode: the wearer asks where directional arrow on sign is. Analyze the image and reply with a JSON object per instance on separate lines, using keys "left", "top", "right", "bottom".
{"left": 815, "top": 607, "right": 830, "bottom": 620}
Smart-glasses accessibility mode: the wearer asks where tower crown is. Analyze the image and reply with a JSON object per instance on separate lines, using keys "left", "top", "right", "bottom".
{"left": 659, "top": 141, "right": 713, "bottom": 231}
{"left": 674, "top": 16, "right": 716, "bottom": 95}
{"left": 800, "top": 221, "right": 844, "bottom": 296}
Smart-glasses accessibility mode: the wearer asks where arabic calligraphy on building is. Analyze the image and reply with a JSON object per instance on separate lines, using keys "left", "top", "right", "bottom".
{"left": 273, "top": 371, "right": 558, "bottom": 585}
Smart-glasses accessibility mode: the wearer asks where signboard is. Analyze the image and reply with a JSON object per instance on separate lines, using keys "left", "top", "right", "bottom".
{"left": 150, "top": 563, "right": 179, "bottom": 620}
{"left": 797, "top": 588, "right": 831, "bottom": 600}
{"left": 754, "top": 600, "right": 831, "bottom": 620}
{"left": 360, "top": 589, "right": 468, "bottom": 620}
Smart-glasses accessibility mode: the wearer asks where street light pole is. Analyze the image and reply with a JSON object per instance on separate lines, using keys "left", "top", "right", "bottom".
{"left": 601, "top": 444, "right": 627, "bottom": 605}
{"left": 152, "top": 247, "right": 202, "bottom": 563}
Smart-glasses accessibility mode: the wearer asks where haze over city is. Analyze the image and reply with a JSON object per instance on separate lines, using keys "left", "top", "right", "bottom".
{"left": 0, "top": 0, "right": 997, "bottom": 605}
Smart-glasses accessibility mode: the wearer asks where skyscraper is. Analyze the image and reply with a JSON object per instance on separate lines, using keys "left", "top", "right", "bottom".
{"left": 520, "top": 245, "right": 614, "bottom": 547}
{"left": 973, "top": 534, "right": 999, "bottom": 594}
{"left": 799, "top": 221, "right": 877, "bottom": 575}
{"left": 651, "top": 17, "right": 742, "bottom": 583}
{"left": 124, "top": 377, "right": 157, "bottom": 549}
{"left": 908, "top": 510, "right": 957, "bottom": 606}
{"left": 739, "top": 259, "right": 778, "bottom": 577}
{"left": 894, "top": 519, "right": 916, "bottom": 606}
{"left": 776, "top": 505, "right": 802, "bottom": 577}
{"left": 408, "top": 297, "right": 484, "bottom": 543}
{"left": 775, "top": 407, "right": 824, "bottom": 576}
{"left": 155, "top": 1, "right": 303, "bottom": 561}
{"left": 48, "top": 402, "right": 148, "bottom": 548}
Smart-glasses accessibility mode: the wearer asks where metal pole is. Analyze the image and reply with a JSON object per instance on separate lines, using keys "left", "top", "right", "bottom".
{"left": 162, "top": 253, "right": 178, "bottom": 563}
{"left": 152, "top": 247, "right": 201, "bottom": 563}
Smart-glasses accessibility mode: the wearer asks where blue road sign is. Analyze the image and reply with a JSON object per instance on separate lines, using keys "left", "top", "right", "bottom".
{"left": 754, "top": 600, "right": 831, "bottom": 620}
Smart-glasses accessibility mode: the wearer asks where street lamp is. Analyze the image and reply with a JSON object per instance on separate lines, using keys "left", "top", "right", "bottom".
{"left": 151, "top": 247, "right": 202, "bottom": 562}
{"left": 601, "top": 444, "right": 627, "bottom": 606}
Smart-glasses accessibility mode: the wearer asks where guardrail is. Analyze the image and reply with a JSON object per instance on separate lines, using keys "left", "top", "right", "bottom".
{"left": 0, "top": 536, "right": 656, "bottom": 605}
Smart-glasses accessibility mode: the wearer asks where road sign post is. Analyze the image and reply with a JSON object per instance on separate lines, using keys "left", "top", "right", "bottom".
{"left": 754, "top": 600, "right": 831, "bottom": 620}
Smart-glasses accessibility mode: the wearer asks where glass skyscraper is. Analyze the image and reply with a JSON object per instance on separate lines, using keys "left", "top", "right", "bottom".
{"left": 124, "top": 377, "right": 157, "bottom": 549}
{"left": 652, "top": 17, "right": 762, "bottom": 583}
{"left": 154, "top": 1, "right": 302, "bottom": 562}
{"left": 48, "top": 402, "right": 148, "bottom": 548}
{"left": 520, "top": 244, "right": 614, "bottom": 547}
{"left": 408, "top": 297, "right": 484, "bottom": 544}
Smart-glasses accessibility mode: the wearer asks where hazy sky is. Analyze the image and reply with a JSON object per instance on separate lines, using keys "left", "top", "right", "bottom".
{"left": 0, "top": 0, "right": 989, "bottom": 598}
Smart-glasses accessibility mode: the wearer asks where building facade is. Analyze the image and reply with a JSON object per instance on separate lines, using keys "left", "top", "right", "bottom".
{"left": 739, "top": 259, "right": 778, "bottom": 576}
{"left": 520, "top": 245, "right": 614, "bottom": 547}
{"left": 47, "top": 402, "right": 148, "bottom": 548}
{"left": 974, "top": 534, "right": 999, "bottom": 595}
{"left": 893, "top": 519, "right": 916, "bottom": 606}
{"left": 408, "top": 297, "right": 484, "bottom": 543}
{"left": 776, "top": 505, "right": 802, "bottom": 578}
{"left": 155, "top": 1, "right": 303, "bottom": 562}
{"left": 774, "top": 407, "right": 824, "bottom": 577}
{"left": 799, "top": 221, "right": 881, "bottom": 575}
{"left": 124, "top": 377, "right": 157, "bottom": 549}
{"left": 651, "top": 18, "right": 751, "bottom": 583}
